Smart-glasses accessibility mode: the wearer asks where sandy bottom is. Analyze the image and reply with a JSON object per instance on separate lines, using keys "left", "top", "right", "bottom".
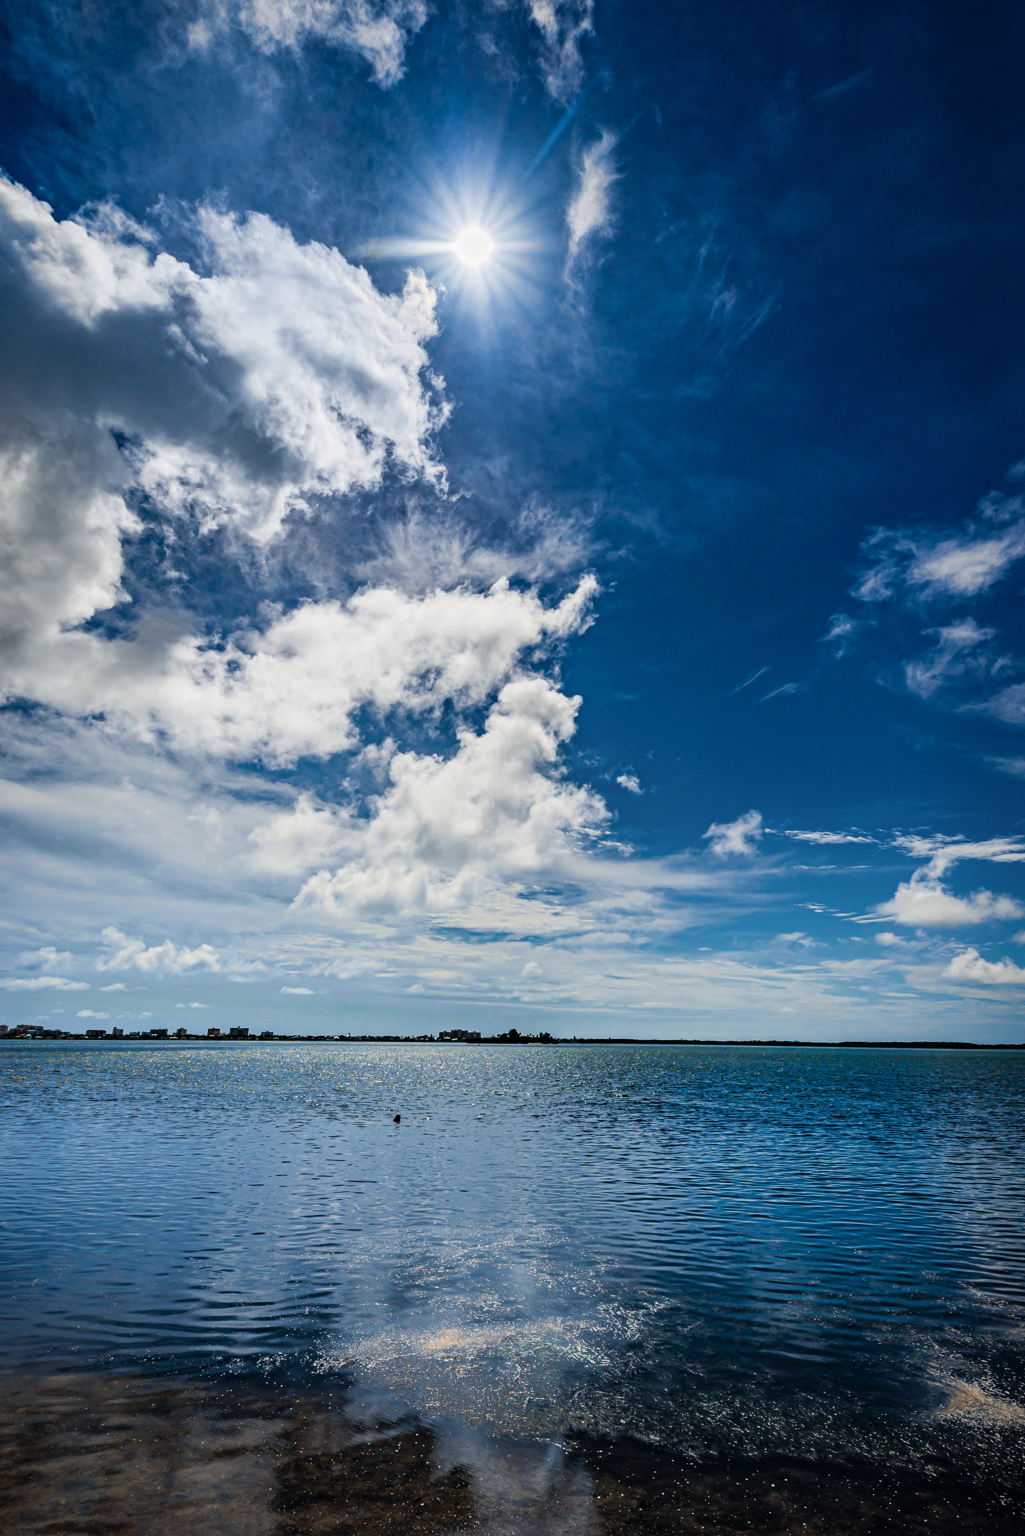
{"left": 1, "top": 1369, "right": 1022, "bottom": 1535}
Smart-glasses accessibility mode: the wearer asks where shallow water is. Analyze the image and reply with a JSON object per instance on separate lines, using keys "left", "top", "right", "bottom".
{"left": 2, "top": 1042, "right": 1024, "bottom": 1531}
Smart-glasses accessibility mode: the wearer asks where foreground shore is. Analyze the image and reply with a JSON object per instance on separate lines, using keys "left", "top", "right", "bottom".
{"left": 2, "top": 1368, "right": 1022, "bottom": 1535}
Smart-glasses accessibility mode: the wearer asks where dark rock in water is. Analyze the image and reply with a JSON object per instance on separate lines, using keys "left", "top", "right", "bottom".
{"left": 393, "top": 1113, "right": 401, "bottom": 1123}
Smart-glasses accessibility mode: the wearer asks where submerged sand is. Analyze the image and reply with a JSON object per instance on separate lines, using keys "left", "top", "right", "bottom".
{"left": 1, "top": 1369, "right": 1023, "bottom": 1535}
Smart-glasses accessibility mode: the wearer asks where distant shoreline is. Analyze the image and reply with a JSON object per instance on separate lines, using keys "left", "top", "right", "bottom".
{"left": 2, "top": 1033, "right": 1024, "bottom": 1049}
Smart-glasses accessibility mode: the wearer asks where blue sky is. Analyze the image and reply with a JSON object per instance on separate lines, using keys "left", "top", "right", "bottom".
{"left": 1, "top": 0, "right": 1024, "bottom": 1039}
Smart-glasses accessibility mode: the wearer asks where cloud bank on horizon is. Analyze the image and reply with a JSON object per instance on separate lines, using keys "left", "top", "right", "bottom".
{"left": 1, "top": 0, "right": 1024, "bottom": 1039}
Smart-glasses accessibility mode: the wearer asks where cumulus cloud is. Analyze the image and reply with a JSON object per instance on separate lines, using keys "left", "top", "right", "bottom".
{"left": 945, "top": 948, "right": 1025, "bottom": 985}
{"left": 703, "top": 809, "right": 763, "bottom": 859}
{"left": 0, "top": 177, "right": 443, "bottom": 691}
{"left": 875, "top": 874, "right": 1024, "bottom": 929}
{"left": 18, "top": 945, "right": 73, "bottom": 970}
{"left": 525, "top": 0, "right": 594, "bottom": 99}
{"left": 14, "top": 575, "right": 596, "bottom": 767}
{"left": 566, "top": 130, "right": 618, "bottom": 265}
{"left": 190, "top": 0, "right": 428, "bottom": 85}
{"left": 870, "top": 835, "right": 1025, "bottom": 930}
{"left": 616, "top": 773, "right": 642, "bottom": 795}
{"left": 76, "top": 1009, "right": 110, "bottom": 1019}
{"left": 98, "top": 928, "right": 222, "bottom": 973}
{"left": 249, "top": 794, "right": 357, "bottom": 877}
{"left": 297, "top": 676, "right": 609, "bottom": 920}
{"left": 281, "top": 985, "right": 315, "bottom": 994}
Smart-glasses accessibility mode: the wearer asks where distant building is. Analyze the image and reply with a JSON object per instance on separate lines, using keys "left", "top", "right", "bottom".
{"left": 228, "top": 1026, "right": 249, "bottom": 1039}
{"left": 111, "top": 1027, "right": 123, "bottom": 1038}
{"left": 438, "top": 1029, "right": 482, "bottom": 1042}
{"left": 174, "top": 1027, "right": 189, "bottom": 1039}
{"left": 85, "top": 1029, "right": 108, "bottom": 1039}
{"left": 258, "top": 1030, "right": 275, "bottom": 1040}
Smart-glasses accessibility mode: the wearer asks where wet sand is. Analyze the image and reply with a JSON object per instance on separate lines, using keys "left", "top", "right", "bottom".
{"left": 2, "top": 1370, "right": 1023, "bottom": 1535}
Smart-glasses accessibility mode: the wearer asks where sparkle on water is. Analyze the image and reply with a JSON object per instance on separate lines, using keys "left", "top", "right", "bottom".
{"left": 452, "top": 224, "right": 494, "bottom": 266}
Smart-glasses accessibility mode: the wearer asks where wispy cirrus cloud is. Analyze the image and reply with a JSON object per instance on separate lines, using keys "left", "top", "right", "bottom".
{"left": 846, "top": 468, "right": 1025, "bottom": 721}
{"left": 525, "top": 0, "right": 594, "bottom": 100}
{"left": 566, "top": 130, "right": 619, "bottom": 268}
{"left": 0, "top": 976, "right": 88, "bottom": 991}
{"left": 189, "top": 0, "right": 429, "bottom": 85}
{"left": 782, "top": 829, "right": 877, "bottom": 846}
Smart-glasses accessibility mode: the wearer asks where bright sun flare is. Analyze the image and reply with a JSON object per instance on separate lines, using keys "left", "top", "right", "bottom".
{"left": 452, "top": 225, "right": 494, "bottom": 266}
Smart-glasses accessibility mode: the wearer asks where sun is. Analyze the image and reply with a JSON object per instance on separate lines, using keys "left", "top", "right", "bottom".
{"left": 452, "top": 225, "right": 494, "bottom": 267}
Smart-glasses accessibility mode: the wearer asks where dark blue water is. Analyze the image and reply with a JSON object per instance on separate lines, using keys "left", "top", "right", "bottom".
{"left": 2, "top": 1042, "right": 1024, "bottom": 1530}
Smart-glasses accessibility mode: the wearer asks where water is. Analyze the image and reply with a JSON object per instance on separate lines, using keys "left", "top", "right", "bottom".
{"left": 2, "top": 1041, "right": 1024, "bottom": 1532}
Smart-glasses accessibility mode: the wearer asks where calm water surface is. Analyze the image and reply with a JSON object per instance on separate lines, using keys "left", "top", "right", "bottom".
{"left": 2, "top": 1042, "right": 1023, "bottom": 1532}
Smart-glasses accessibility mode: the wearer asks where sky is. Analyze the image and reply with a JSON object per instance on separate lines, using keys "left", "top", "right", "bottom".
{"left": 1, "top": 0, "right": 1024, "bottom": 1041}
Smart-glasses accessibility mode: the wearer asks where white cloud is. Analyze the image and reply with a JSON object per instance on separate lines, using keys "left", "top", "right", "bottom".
{"left": 249, "top": 794, "right": 357, "bottom": 877}
{"left": 784, "top": 829, "right": 876, "bottom": 846}
{"left": 892, "top": 834, "right": 1025, "bottom": 879}
{"left": 855, "top": 493, "right": 1025, "bottom": 607}
{"left": 945, "top": 948, "right": 1025, "bottom": 985}
{"left": 703, "top": 809, "right": 763, "bottom": 859}
{"left": 875, "top": 874, "right": 1024, "bottom": 929}
{"left": 297, "top": 676, "right": 609, "bottom": 921}
{"left": 986, "top": 756, "right": 1025, "bottom": 777}
{"left": 76, "top": 1009, "right": 110, "bottom": 1018}
{"left": 525, "top": 0, "right": 594, "bottom": 99}
{"left": 190, "top": 0, "right": 428, "bottom": 85}
{"left": 17, "top": 945, "right": 72, "bottom": 970}
{"left": 615, "top": 773, "right": 642, "bottom": 795}
{"left": 821, "top": 612, "right": 860, "bottom": 657}
{"left": 11, "top": 571, "right": 596, "bottom": 768}
{"left": 0, "top": 177, "right": 443, "bottom": 698}
{"left": 903, "top": 619, "right": 996, "bottom": 700}
{"left": 175, "top": 1000, "right": 210, "bottom": 1008}
{"left": 566, "top": 130, "right": 618, "bottom": 264}
{"left": 981, "top": 682, "right": 1025, "bottom": 726}
{"left": 909, "top": 527, "right": 1025, "bottom": 597}
{"left": 0, "top": 976, "right": 88, "bottom": 991}
{"left": 848, "top": 480, "right": 1025, "bottom": 720}
{"left": 281, "top": 985, "right": 315, "bottom": 994}
{"left": 98, "top": 928, "right": 222, "bottom": 974}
